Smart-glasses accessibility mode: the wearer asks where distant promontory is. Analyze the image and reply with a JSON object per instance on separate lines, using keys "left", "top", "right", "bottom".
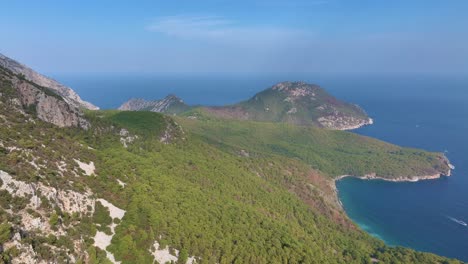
{"left": 119, "top": 81, "right": 373, "bottom": 130}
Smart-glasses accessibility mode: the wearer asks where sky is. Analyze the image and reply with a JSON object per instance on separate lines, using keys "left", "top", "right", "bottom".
{"left": 1, "top": 0, "right": 468, "bottom": 74}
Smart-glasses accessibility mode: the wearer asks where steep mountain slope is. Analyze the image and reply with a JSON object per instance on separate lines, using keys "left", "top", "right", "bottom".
{"left": 118, "top": 95, "right": 190, "bottom": 114}
{"left": 0, "top": 65, "right": 88, "bottom": 128}
{"left": 203, "top": 81, "right": 373, "bottom": 130}
{"left": 0, "top": 69, "right": 108, "bottom": 263}
{"left": 0, "top": 53, "right": 98, "bottom": 110}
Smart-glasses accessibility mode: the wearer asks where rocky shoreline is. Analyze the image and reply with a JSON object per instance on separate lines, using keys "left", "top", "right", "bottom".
{"left": 334, "top": 154, "right": 453, "bottom": 182}
{"left": 335, "top": 117, "right": 374, "bottom": 131}
{"left": 331, "top": 156, "right": 455, "bottom": 216}
{"left": 332, "top": 170, "right": 451, "bottom": 210}
{"left": 334, "top": 171, "right": 449, "bottom": 183}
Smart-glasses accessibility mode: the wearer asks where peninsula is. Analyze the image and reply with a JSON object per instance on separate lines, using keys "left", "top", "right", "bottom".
{"left": 0, "top": 53, "right": 460, "bottom": 263}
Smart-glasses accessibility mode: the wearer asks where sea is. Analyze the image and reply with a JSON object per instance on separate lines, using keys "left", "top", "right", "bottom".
{"left": 53, "top": 73, "right": 468, "bottom": 261}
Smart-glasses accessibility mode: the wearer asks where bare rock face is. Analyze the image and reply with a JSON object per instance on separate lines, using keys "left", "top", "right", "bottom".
{"left": 317, "top": 113, "right": 374, "bottom": 130}
{"left": 118, "top": 94, "right": 190, "bottom": 114}
{"left": 1, "top": 66, "right": 89, "bottom": 129}
{"left": 0, "top": 53, "right": 99, "bottom": 110}
{"left": 14, "top": 78, "right": 89, "bottom": 129}
{"left": 119, "top": 98, "right": 153, "bottom": 111}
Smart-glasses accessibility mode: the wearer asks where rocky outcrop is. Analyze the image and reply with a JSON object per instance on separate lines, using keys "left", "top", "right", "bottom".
{"left": 0, "top": 53, "right": 98, "bottom": 110}
{"left": 1, "top": 65, "right": 89, "bottom": 129}
{"left": 318, "top": 116, "right": 374, "bottom": 130}
{"left": 336, "top": 173, "right": 447, "bottom": 183}
{"left": 0, "top": 170, "right": 95, "bottom": 215}
{"left": 0, "top": 168, "right": 129, "bottom": 263}
{"left": 14, "top": 77, "right": 89, "bottom": 128}
{"left": 335, "top": 159, "right": 453, "bottom": 183}
{"left": 0, "top": 170, "right": 95, "bottom": 262}
{"left": 119, "top": 94, "right": 189, "bottom": 114}
{"left": 119, "top": 128, "right": 139, "bottom": 148}
{"left": 118, "top": 98, "right": 153, "bottom": 111}
{"left": 159, "top": 118, "right": 185, "bottom": 144}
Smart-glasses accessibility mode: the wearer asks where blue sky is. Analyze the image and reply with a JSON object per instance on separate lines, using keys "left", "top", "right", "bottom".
{"left": 1, "top": 0, "right": 467, "bottom": 74}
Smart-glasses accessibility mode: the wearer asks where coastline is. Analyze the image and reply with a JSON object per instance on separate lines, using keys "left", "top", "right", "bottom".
{"left": 334, "top": 171, "right": 449, "bottom": 183}
{"left": 332, "top": 164, "right": 453, "bottom": 209}
{"left": 334, "top": 152, "right": 454, "bottom": 183}
{"left": 339, "top": 117, "right": 374, "bottom": 131}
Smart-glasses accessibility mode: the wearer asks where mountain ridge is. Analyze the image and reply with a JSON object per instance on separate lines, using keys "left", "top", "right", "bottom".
{"left": 119, "top": 81, "right": 373, "bottom": 130}
{"left": 0, "top": 53, "right": 99, "bottom": 110}
{"left": 0, "top": 64, "right": 89, "bottom": 128}
{"left": 118, "top": 94, "right": 190, "bottom": 114}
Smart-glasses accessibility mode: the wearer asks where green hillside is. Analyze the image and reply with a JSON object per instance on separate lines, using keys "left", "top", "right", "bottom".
{"left": 202, "top": 81, "right": 372, "bottom": 129}
{"left": 86, "top": 110, "right": 455, "bottom": 263}
{"left": 0, "top": 66, "right": 458, "bottom": 263}
{"left": 177, "top": 113, "right": 450, "bottom": 179}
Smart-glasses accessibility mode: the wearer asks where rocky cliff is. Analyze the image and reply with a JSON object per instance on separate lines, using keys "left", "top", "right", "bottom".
{"left": 0, "top": 65, "right": 89, "bottom": 129}
{"left": 0, "top": 53, "right": 98, "bottom": 110}
{"left": 118, "top": 94, "right": 190, "bottom": 114}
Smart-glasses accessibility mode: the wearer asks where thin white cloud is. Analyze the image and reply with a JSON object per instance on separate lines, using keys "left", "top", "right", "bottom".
{"left": 146, "top": 15, "right": 313, "bottom": 44}
{"left": 255, "top": 0, "right": 331, "bottom": 7}
{"left": 142, "top": 15, "right": 468, "bottom": 74}
{"left": 147, "top": 16, "right": 232, "bottom": 38}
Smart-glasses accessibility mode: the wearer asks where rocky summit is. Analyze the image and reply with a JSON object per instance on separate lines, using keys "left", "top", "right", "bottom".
{"left": 119, "top": 94, "right": 190, "bottom": 114}
{"left": 203, "top": 81, "right": 373, "bottom": 130}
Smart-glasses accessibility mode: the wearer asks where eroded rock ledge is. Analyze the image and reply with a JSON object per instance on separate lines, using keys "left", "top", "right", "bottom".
{"left": 335, "top": 164, "right": 453, "bottom": 183}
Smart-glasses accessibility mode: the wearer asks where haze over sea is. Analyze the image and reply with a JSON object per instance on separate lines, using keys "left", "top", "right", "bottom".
{"left": 55, "top": 73, "right": 468, "bottom": 261}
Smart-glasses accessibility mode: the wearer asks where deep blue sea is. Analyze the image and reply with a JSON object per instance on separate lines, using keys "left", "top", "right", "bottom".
{"left": 54, "top": 73, "right": 468, "bottom": 261}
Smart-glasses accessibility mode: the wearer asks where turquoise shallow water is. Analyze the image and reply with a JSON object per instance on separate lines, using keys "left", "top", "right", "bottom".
{"left": 335, "top": 78, "right": 468, "bottom": 261}
{"left": 55, "top": 73, "right": 468, "bottom": 261}
{"left": 333, "top": 75, "right": 468, "bottom": 261}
